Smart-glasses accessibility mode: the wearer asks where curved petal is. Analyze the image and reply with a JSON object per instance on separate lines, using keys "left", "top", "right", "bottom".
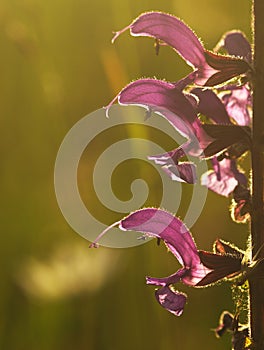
{"left": 162, "top": 162, "right": 197, "bottom": 184}
{"left": 146, "top": 265, "right": 211, "bottom": 287}
{"left": 215, "top": 30, "right": 252, "bottom": 63}
{"left": 182, "top": 262, "right": 212, "bottom": 286}
{"left": 146, "top": 269, "right": 186, "bottom": 286}
{"left": 155, "top": 285, "right": 187, "bottom": 316}
{"left": 120, "top": 208, "right": 200, "bottom": 268}
{"left": 118, "top": 78, "right": 200, "bottom": 138}
{"left": 113, "top": 11, "right": 205, "bottom": 68}
{"left": 148, "top": 145, "right": 187, "bottom": 166}
{"left": 191, "top": 88, "right": 231, "bottom": 125}
{"left": 148, "top": 141, "right": 202, "bottom": 167}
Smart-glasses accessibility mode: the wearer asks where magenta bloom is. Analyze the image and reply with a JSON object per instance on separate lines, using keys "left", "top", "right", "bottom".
{"left": 120, "top": 208, "right": 210, "bottom": 316}
{"left": 90, "top": 208, "right": 211, "bottom": 315}
{"left": 113, "top": 12, "right": 250, "bottom": 86}
{"left": 90, "top": 208, "right": 246, "bottom": 315}
{"left": 108, "top": 77, "right": 213, "bottom": 184}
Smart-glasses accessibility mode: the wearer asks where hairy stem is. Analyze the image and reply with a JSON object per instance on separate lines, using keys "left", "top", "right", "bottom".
{"left": 249, "top": 1, "right": 264, "bottom": 348}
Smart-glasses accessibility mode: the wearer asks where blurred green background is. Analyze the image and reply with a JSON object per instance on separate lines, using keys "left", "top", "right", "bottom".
{"left": 1, "top": 0, "right": 252, "bottom": 349}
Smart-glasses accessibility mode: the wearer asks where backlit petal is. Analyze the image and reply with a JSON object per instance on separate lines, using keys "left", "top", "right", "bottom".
{"left": 118, "top": 78, "right": 199, "bottom": 138}
{"left": 216, "top": 30, "right": 252, "bottom": 62}
{"left": 113, "top": 11, "right": 205, "bottom": 68}
{"left": 192, "top": 88, "right": 231, "bottom": 125}
{"left": 201, "top": 159, "right": 246, "bottom": 197}
{"left": 155, "top": 285, "right": 187, "bottom": 316}
{"left": 120, "top": 208, "right": 199, "bottom": 268}
{"left": 146, "top": 269, "right": 186, "bottom": 286}
{"left": 221, "top": 86, "right": 252, "bottom": 126}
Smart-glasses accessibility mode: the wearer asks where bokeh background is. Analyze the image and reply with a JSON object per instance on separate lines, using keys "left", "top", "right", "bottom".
{"left": 1, "top": 0, "right": 252, "bottom": 349}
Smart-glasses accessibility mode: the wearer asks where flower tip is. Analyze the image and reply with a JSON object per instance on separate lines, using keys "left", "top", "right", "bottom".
{"left": 111, "top": 31, "right": 119, "bottom": 44}
{"left": 111, "top": 24, "right": 131, "bottom": 44}
{"left": 145, "top": 276, "right": 152, "bottom": 285}
{"left": 89, "top": 242, "right": 99, "bottom": 248}
{"left": 103, "top": 106, "right": 110, "bottom": 119}
{"left": 89, "top": 220, "right": 121, "bottom": 248}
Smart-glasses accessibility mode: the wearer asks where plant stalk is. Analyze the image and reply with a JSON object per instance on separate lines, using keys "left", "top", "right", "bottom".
{"left": 249, "top": 1, "right": 264, "bottom": 348}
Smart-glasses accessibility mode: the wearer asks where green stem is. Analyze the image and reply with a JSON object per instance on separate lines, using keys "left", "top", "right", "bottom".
{"left": 250, "top": 1, "right": 264, "bottom": 348}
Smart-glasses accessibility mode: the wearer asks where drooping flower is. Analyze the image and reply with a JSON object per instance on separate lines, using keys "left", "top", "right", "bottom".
{"left": 91, "top": 208, "right": 211, "bottom": 315}
{"left": 90, "top": 208, "right": 249, "bottom": 315}
{"left": 112, "top": 12, "right": 251, "bottom": 86}
{"left": 107, "top": 77, "right": 214, "bottom": 183}
{"left": 112, "top": 77, "right": 251, "bottom": 190}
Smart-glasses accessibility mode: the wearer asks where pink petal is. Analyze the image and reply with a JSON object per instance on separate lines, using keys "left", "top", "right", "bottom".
{"left": 191, "top": 88, "right": 232, "bottom": 125}
{"left": 162, "top": 162, "right": 197, "bottom": 184}
{"left": 155, "top": 286, "right": 187, "bottom": 316}
{"left": 120, "top": 208, "right": 199, "bottom": 268}
{"left": 182, "top": 262, "right": 213, "bottom": 286}
{"left": 113, "top": 11, "right": 205, "bottom": 68}
{"left": 221, "top": 85, "right": 252, "bottom": 126}
{"left": 146, "top": 269, "right": 185, "bottom": 286}
{"left": 215, "top": 30, "right": 252, "bottom": 63}
{"left": 201, "top": 159, "right": 246, "bottom": 197}
{"left": 118, "top": 78, "right": 199, "bottom": 138}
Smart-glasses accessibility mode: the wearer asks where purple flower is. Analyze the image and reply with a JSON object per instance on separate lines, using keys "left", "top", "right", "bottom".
{"left": 112, "top": 12, "right": 251, "bottom": 86}
{"left": 201, "top": 158, "right": 247, "bottom": 197}
{"left": 107, "top": 78, "right": 213, "bottom": 184}
{"left": 113, "top": 78, "right": 251, "bottom": 190}
{"left": 115, "top": 78, "right": 201, "bottom": 140}
{"left": 108, "top": 77, "right": 251, "bottom": 191}
{"left": 112, "top": 208, "right": 213, "bottom": 315}
{"left": 190, "top": 87, "right": 250, "bottom": 156}
{"left": 191, "top": 87, "right": 232, "bottom": 125}
{"left": 90, "top": 208, "right": 247, "bottom": 315}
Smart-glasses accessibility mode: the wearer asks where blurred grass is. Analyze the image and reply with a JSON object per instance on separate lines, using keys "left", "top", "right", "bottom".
{"left": 1, "top": 0, "right": 252, "bottom": 349}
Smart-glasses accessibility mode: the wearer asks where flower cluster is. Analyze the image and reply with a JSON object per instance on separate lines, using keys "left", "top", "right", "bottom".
{"left": 109, "top": 12, "right": 252, "bottom": 203}
{"left": 92, "top": 11, "right": 255, "bottom": 320}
